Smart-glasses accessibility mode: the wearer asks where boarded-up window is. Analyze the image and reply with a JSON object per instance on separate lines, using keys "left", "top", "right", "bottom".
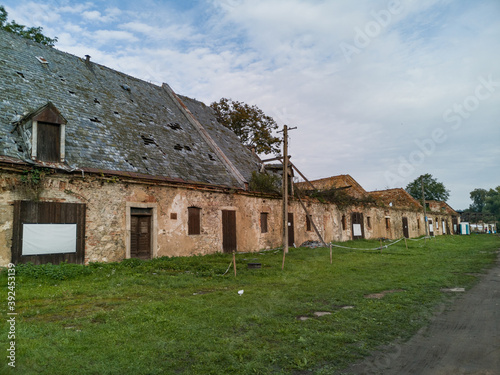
{"left": 188, "top": 207, "right": 201, "bottom": 235}
{"left": 306, "top": 215, "right": 312, "bottom": 231}
{"left": 37, "top": 122, "right": 61, "bottom": 162}
{"left": 12, "top": 201, "right": 86, "bottom": 264}
{"left": 260, "top": 212, "right": 268, "bottom": 233}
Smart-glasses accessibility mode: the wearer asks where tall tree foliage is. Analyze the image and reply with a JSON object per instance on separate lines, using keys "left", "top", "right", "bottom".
{"left": 210, "top": 98, "right": 281, "bottom": 155}
{"left": 405, "top": 173, "right": 450, "bottom": 202}
{"left": 0, "top": 6, "right": 57, "bottom": 46}
{"left": 483, "top": 186, "right": 500, "bottom": 222}
{"left": 468, "top": 188, "right": 488, "bottom": 212}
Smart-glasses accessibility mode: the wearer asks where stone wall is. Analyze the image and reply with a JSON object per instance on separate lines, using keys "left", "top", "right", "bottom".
{"left": 0, "top": 169, "right": 454, "bottom": 266}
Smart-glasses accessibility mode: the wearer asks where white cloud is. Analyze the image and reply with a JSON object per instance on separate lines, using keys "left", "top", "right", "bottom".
{"left": 2, "top": 0, "right": 499, "bottom": 209}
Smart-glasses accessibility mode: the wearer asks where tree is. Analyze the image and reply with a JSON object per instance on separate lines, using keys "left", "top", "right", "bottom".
{"left": 210, "top": 98, "right": 281, "bottom": 155}
{"left": 484, "top": 186, "right": 500, "bottom": 222}
{"left": 0, "top": 6, "right": 57, "bottom": 46}
{"left": 468, "top": 188, "right": 488, "bottom": 212}
{"left": 405, "top": 173, "right": 450, "bottom": 203}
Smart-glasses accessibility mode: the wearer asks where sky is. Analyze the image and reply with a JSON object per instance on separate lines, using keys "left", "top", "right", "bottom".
{"left": 2, "top": 0, "right": 499, "bottom": 210}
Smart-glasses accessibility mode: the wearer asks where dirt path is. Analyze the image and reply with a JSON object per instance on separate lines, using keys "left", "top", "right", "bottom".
{"left": 340, "top": 252, "right": 500, "bottom": 375}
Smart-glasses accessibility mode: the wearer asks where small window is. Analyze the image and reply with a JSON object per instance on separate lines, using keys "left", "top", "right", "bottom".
{"left": 385, "top": 218, "right": 391, "bottom": 229}
{"left": 417, "top": 218, "right": 420, "bottom": 229}
{"left": 341, "top": 215, "right": 346, "bottom": 230}
{"left": 367, "top": 216, "right": 371, "bottom": 229}
{"left": 306, "top": 215, "right": 312, "bottom": 232}
{"left": 435, "top": 218, "right": 439, "bottom": 229}
{"left": 188, "top": 207, "right": 201, "bottom": 235}
{"left": 260, "top": 212, "right": 268, "bottom": 233}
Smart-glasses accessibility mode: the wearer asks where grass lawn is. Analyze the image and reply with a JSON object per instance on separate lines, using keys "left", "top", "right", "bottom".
{"left": 1, "top": 235, "right": 499, "bottom": 374}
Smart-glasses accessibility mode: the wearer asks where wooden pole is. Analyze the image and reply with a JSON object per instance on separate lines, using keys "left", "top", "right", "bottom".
{"left": 282, "top": 125, "right": 289, "bottom": 269}
{"left": 233, "top": 251, "right": 237, "bottom": 277}
{"left": 380, "top": 239, "right": 383, "bottom": 253}
{"left": 330, "top": 244, "right": 332, "bottom": 264}
{"left": 404, "top": 237, "right": 408, "bottom": 250}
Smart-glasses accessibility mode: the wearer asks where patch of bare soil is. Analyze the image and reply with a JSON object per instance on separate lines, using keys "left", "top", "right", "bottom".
{"left": 364, "top": 289, "right": 405, "bottom": 299}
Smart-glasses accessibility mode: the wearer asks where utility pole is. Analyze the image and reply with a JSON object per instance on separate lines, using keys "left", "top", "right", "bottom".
{"left": 279, "top": 125, "right": 296, "bottom": 270}
{"left": 421, "top": 176, "right": 429, "bottom": 238}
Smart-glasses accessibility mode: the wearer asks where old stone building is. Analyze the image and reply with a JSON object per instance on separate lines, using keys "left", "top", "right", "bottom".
{"left": 0, "top": 30, "right": 459, "bottom": 267}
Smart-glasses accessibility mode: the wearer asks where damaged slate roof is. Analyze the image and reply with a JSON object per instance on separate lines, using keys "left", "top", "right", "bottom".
{"left": 0, "top": 29, "right": 260, "bottom": 188}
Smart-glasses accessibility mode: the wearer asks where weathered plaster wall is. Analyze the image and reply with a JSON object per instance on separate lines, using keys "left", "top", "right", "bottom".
{"left": 0, "top": 170, "right": 455, "bottom": 267}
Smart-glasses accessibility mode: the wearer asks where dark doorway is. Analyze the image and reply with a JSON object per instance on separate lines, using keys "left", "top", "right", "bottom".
{"left": 288, "top": 212, "right": 295, "bottom": 247}
{"left": 351, "top": 212, "right": 364, "bottom": 240}
{"left": 130, "top": 208, "right": 152, "bottom": 260}
{"left": 222, "top": 210, "right": 237, "bottom": 253}
{"left": 402, "top": 217, "right": 409, "bottom": 238}
{"left": 452, "top": 217, "right": 458, "bottom": 234}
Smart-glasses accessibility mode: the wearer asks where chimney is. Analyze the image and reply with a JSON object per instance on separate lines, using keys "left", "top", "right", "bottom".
{"left": 85, "top": 55, "right": 91, "bottom": 63}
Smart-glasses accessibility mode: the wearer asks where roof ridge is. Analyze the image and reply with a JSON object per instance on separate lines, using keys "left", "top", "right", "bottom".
{"left": 162, "top": 83, "right": 247, "bottom": 189}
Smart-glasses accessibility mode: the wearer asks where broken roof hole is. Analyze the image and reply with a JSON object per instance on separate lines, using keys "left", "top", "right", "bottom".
{"left": 94, "top": 98, "right": 100, "bottom": 104}
{"left": 168, "top": 122, "right": 182, "bottom": 130}
{"left": 174, "top": 144, "right": 183, "bottom": 151}
{"left": 141, "top": 135, "right": 158, "bottom": 146}
{"left": 142, "top": 156, "right": 148, "bottom": 160}
{"left": 89, "top": 117, "right": 101, "bottom": 123}
{"left": 16, "top": 71, "right": 25, "bottom": 79}
{"left": 121, "top": 84, "right": 131, "bottom": 91}
{"left": 114, "top": 111, "right": 119, "bottom": 115}
{"left": 208, "top": 154, "right": 216, "bottom": 161}
{"left": 184, "top": 145, "right": 192, "bottom": 152}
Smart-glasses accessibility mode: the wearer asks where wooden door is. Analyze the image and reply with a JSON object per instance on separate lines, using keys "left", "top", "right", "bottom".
{"left": 351, "top": 212, "right": 364, "bottom": 240}
{"left": 131, "top": 215, "right": 151, "bottom": 259}
{"left": 402, "top": 217, "right": 409, "bottom": 238}
{"left": 288, "top": 213, "right": 295, "bottom": 247}
{"left": 222, "top": 210, "right": 237, "bottom": 253}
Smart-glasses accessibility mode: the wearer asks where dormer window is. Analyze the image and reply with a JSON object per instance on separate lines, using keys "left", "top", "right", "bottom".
{"left": 21, "top": 103, "right": 67, "bottom": 163}
{"left": 37, "top": 122, "right": 61, "bottom": 162}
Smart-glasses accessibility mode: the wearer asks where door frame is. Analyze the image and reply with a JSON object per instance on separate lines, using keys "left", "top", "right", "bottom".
{"left": 222, "top": 210, "right": 237, "bottom": 253}
{"left": 126, "top": 202, "right": 157, "bottom": 259}
{"left": 402, "top": 217, "right": 409, "bottom": 238}
{"left": 351, "top": 212, "right": 365, "bottom": 240}
{"left": 288, "top": 212, "right": 295, "bottom": 247}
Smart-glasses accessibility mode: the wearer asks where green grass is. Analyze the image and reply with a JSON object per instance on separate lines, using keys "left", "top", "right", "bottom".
{"left": 1, "top": 235, "right": 499, "bottom": 374}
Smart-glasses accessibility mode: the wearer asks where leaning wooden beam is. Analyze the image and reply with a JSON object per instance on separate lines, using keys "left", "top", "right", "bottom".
{"left": 289, "top": 162, "right": 316, "bottom": 191}
{"left": 261, "top": 155, "right": 291, "bottom": 163}
{"left": 293, "top": 183, "right": 327, "bottom": 247}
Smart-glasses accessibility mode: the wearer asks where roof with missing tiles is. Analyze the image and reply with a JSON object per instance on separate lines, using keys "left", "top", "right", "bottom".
{"left": 0, "top": 30, "right": 260, "bottom": 188}
{"left": 296, "top": 174, "right": 368, "bottom": 199}
{"left": 368, "top": 188, "right": 423, "bottom": 210}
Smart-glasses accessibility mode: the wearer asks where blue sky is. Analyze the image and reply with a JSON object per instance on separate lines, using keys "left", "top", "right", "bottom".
{"left": 2, "top": 0, "right": 499, "bottom": 209}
